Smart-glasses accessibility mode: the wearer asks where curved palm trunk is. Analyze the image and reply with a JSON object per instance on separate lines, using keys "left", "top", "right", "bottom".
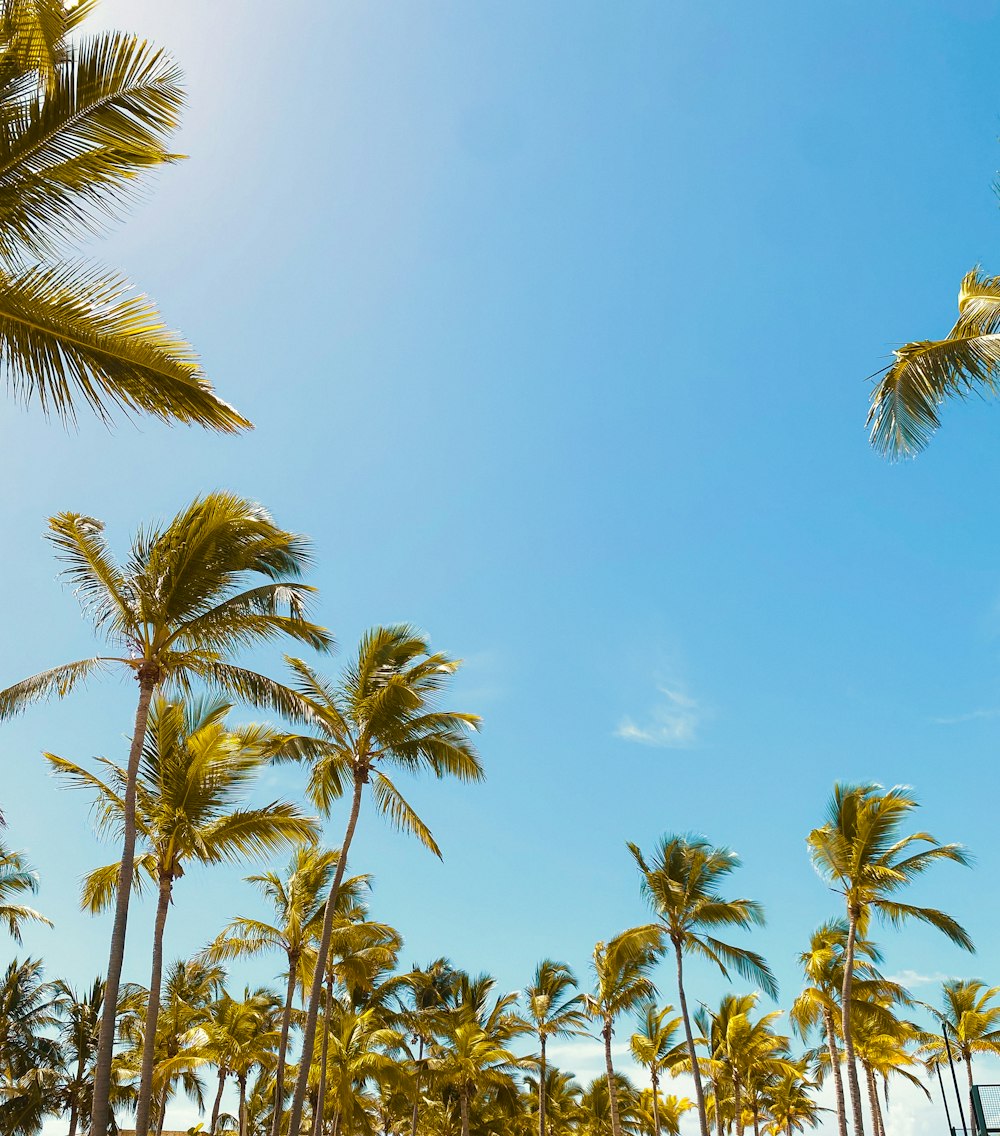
{"left": 824, "top": 1007, "right": 849, "bottom": 1136}
{"left": 210, "top": 1068, "right": 227, "bottom": 1136}
{"left": 539, "top": 1035, "right": 547, "bottom": 1136}
{"left": 650, "top": 1065, "right": 661, "bottom": 1136}
{"left": 271, "top": 951, "right": 299, "bottom": 1136}
{"left": 603, "top": 1016, "right": 622, "bottom": 1136}
{"left": 840, "top": 913, "right": 866, "bottom": 1136}
{"left": 90, "top": 670, "right": 158, "bottom": 1136}
{"left": 287, "top": 776, "right": 364, "bottom": 1136}
{"left": 312, "top": 974, "right": 334, "bottom": 1136}
{"left": 409, "top": 1036, "right": 424, "bottom": 1136}
{"left": 673, "top": 939, "right": 710, "bottom": 1136}
{"left": 135, "top": 875, "right": 174, "bottom": 1136}
{"left": 460, "top": 1084, "right": 470, "bottom": 1136}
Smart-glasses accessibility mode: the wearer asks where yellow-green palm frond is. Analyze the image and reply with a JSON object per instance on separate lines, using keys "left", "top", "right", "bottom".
{"left": 0, "top": 655, "right": 114, "bottom": 719}
{"left": 0, "top": 261, "right": 250, "bottom": 429}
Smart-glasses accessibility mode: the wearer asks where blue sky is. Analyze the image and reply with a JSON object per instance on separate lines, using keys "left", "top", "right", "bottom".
{"left": 6, "top": 1, "right": 1000, "bottom": 1130}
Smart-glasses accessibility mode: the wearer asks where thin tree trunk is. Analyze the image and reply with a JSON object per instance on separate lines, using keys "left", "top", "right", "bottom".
{"left": 539, "top": 1034, "right": 547, "bottom": 1136}
{"left": 210, "top": 1069, "right": 226, "bottom": 1136}
{"left": 410, "top": 1035, "right": 424, "bottom": 1136}
{"left": 287, "top": 776, "right": 365, "bottom": 1136}
{"left": 824, "top": 1007, "right": 849, "bottom": 1136}
{"left": 312, "top": 974, "right": 334, "bottom": 1136}
{"left": 155, "top": 1093, "right": 167, "bottom": 1136}
{"left": 604, "top": 1017, "right": 622, "bottom": 1136}
{"left": 271, "top": 950, "right": 299, "bottom": 1136}
{"left": 967, "top": 1050, "right": 976, "bottom": 1136}
{"left": 734, "top": 1078, "right": 743, "bottom": 1136}
{"left": 841, "top": 912, "right": 866, "bottom": 1136}
{"left": 650, "top": 1065, "right": 661, "bottom": 1136}
{"left": 136, "top": 875, "right": 174, "bottom": 1136}
{"left": 460, "top": 1085, "right": 470, "bottom": 1136}
{"left": 674, "top": 939, "right": 710, "bottom": 1136}
{"left": 69, "top": 1103, "right": 79, "bottom": 1136}
{"left": 239, "top": 1073, "right": 248, "bottom": 1136}
{"left": 863, "top": 1064, "right": 881, "bottom": 1136}
{"left": 89, "top": 670, "right": 158, "bottom": 1136}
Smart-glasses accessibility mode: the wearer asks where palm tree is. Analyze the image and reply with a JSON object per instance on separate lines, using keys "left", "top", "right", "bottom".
{"left": 808, "top": 783, "right": 973, "bottom": 1136}
{"left": 628, "top": 835, "right": 777, "bottom": 1136}
{"left": 852, "top": 1009, "right": 928, "bottom": 1136}
{"left": 0, "top": 957, "right": 60, "bottom": 1136}
{"left": 48, "top": 695, "right": 318, "bottom": 1136}
{"left": 583, "top": 926, "right": 662, "bottom": 1136}
{"left": 205, "top": 844, "right": 343, "bottom": 1136}
{"left": 790, "top": 921, "right": 891, "bottom": 1136}
{"left": 867, "top": 268, "right": 1000, "bottom": 457}
{"left": 523, "top": 1066, "right": 583, "bottom": 1136}
{"left": 51, "top": 977, "right": 105, "bottom": 1136}
{"left": 0, "top": 837, "right": 51, "bottom": 943}
{"left": 524, "top": 960, "right": 588, "bottom": 1136}
{"left": 281, "top": 625, "right": 483, "bottom": 1136}
{"left": 918, "top": 979, "right": 1000, "bottom": 1131}
{"left": 0, "top": 491, "right": 331, "bottom": 1136}
{"left": 637, "top": 1090, "right": 693, "bottom": 1136}
{"left": 431, "top": 1019, "right": 522, "bottom": 1136}
{"left": 395, "top": 958, "right": 459, "bottom": 1136}
{"left": 762, "top": 1067, "right": 822, "bottom": 1136}
{"left": 578, "top": 1073, "right": 642, "bottom": 1136}
{"left": 0, "top": 0, "right": 248, "bottom": 430}
{"left": 629, "top": 1003, "right": 686, "bottom": 1136}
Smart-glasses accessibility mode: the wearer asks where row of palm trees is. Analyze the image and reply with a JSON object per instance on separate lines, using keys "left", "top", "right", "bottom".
{"left": 3, "top": 754, "right": 995, "bottom": 1136}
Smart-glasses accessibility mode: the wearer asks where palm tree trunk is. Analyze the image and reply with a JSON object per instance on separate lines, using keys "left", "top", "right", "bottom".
{"left": 734, "top": 1078, "right": 743, "bottom": 1136}
{"left": 824, "top": 1007, "right": 849, "bottom": 1136}
{"left": 136, "top": 875, "right": 174, "bottom": 1136}
{"left": 287, "top": 775, "right": 365, "bottom": 1136}
{"left": 271, "top": 951, "right": 299, "bottom": 1136}
{"left": 69, "top": 1102, "right": 79, "bottom": 1136}
{"left": 840, "top": 911, "right": 866, "bottom": 1136}
{"left": 863, "top": 1064, "right": 881, "bottom": 1136}
{"left": 239, "top": 1073, "right": 248, "bottom": 1136}
{"left": 651, "top": 1066, "right": 661, "bottom": 1136}
{"left": 673, "top": 939, "right": 710, "bottom": 1136}
{"left": 312, "top": 974, "right": 334, "bottom": 1136}
{"left": 155, "top": 1093, "right": 167, "bottom": 1136}
{"left": 89, "top": 669, "right": 158, "bottom": 1136}
{"left": 460, "top": 1085, "right": 470, "bottom": 1136}
{"left": 539, "top": 1035, "right": 547, "bottom": 1136}
{"left": 604, "top": 1017, "right": 622, "bottom": 1136}
{"left": 210, "top": 1068, "right": 226, "bottom": 1136}
{"left": 410, "top": 1035, "right": 424, "bottom": 1136}
{"left": 967, "top": 1050, "right": 976, "bottom": 1136}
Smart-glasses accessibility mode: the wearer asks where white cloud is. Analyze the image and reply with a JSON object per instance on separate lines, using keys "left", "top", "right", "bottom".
{"left": 886, "top": 968, "right": 955, "bottom": 988}
{"left": 931, "top": 708, "right": 1000, "bottom": 725}
{"left": 616, "top": 685, "right": 701, "bottom": 749}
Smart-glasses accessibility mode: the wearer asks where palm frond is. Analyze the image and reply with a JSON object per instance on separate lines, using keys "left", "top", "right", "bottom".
{"left": 0, "top": 656, "right": 113, "bottom": 718}
{"left": 370, "top": 771, "right": 441, "bottom": 858}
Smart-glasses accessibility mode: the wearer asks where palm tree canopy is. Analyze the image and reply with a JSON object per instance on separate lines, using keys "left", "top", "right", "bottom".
{"left": 0, "top": 838, "right": 52, "bottom": 943}
{"left": 0, "top": 491, "right": 332, "bottom": 720}
{"left": 868, "top": 268, "right": 1000, "bottom": 458}
{"left": 524, "top": 959, "right": 588, "bottom": 1045}
{"left": 0, "top": 0, "right": 248, "bottom": 429}
{"left": 807, "top": 783, "right": 974, "bottom": 949}
{"left": 628, "top": 834, "right": 778, "bottom": 998}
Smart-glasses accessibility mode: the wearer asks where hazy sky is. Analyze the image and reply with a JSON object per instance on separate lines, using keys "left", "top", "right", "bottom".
{"left": 6, "top": 2, "right": 1000, "bottom": 1132}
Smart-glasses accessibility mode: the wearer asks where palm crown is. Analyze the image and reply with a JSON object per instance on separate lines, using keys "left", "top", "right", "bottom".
{"left": 0, "top": 0, "right": 248, "bottom": 429}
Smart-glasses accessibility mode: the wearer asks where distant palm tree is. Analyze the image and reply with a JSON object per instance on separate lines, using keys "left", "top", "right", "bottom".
{"left": 583, "top": 926, "right": 662, "bottom": 1136}
{"left": 918, "top": 979, "right": 1000, "bottom": 1132}
{"left": 431, "top": 1019, "right": 523, "bottom": 1136}
{"left": 628, "top": 835, "right": 776, "bottom": 1136}
{"left": 395, "top": 958, "right": 459, "bottom": 1136}
{"left": 523, "top": 1066, "right": 583, "bottom": 1136}
{"left": 0, "top": 491, "right": 331, "bottom": 1136}
{"left": 808, "top": 783, "right": 973, "bottom": 1136}
{"left": 0, "top": 957, "right": 60, "bottom": 1136}
{"left": 578, "top": 1072, "right": 642, "bottom": 1136}
{"left": 630, "top": 1002, "right": 686, "bottom": 1136}
{"left": 205, "top": 844, "right": 343, "bottom": 1136}
{"left": 0, "top": 0, "right": 248, "bottom": 430}
{"left": 0, "top": 838, "right": 51, "bottom": 943}
{"left": 51, "top": 977, "right": 104, "bottom": 1136}
{"left": 48, "top": 696, "right": 317, "bottom": 1136}
{"left": 762, "top": 1065, "right": 823, "bottom": 1136}
{"left": 281, "top": 625, "right": 483, "bottom": 1136}
{"left": 524, "top": 959, "right": 588, "bottom": 1136}
{"left": 868, "top": 269, "right": 1000, "bottom": 457}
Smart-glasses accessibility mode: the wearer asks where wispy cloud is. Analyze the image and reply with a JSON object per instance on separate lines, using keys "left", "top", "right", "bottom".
{"left": 886, "top": 968, "right": 953, "bottom": 988}
{"left": 616, "top": 684, "right": 701, "bottom": 749}
{"left": 931, "top": 708, "right": 1000, "bottom": 726}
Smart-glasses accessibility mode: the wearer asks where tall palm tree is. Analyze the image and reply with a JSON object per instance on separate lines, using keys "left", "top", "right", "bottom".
{"left": 918, "top": 978, "right": 1000, "bottom": 1131}
{"left": 48, "top": 695, "right": 318, "bottom": 1136}
{"left": 628, "top": 835, "right": 777, "bottom": 1136}
{"left": 762, "top": 1066, "right": 822, "bottom": 1136}
{"left": 0, "top": 0, "right": 248, "bottom": 430}
{"left": 629, "top": 1002, "right": 686, "bottom": 1136}
{"left": 807, "top": 783, "right": 973, "bottom": 1136}
{"left": 205, "top": 844, "right": 344, "bottom": 1136}
{"left": 583, "top": 925, "right": 662, "bottom": 1136}
{"left": 867, "top": 269, "right": 1000, "bottom": 457}
{"left": 524, "top": 959, "right": 588, "bottom": 1136}
{"left": 0, "top": 491, "right": 331, "bottom": 1136}
{"left": 395, "top": 958, "right": 459, "bottom": 1136}
{"left": 281, "top": 625, "right": 483, "bottom": 1136}
{"left": 852, "top": 1008, "right": 928, "bottom": 1136}
{"left": 0, "top": 837, "right": 51, "bottom": 943}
